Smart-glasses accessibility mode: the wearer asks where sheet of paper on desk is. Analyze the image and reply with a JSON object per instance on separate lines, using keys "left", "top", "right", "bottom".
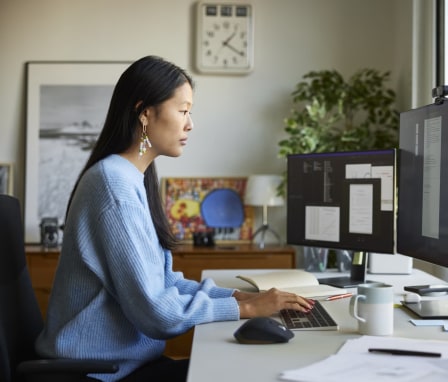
{"left": 279, "top": 353, "right": 448, "bottom": 382}
{"left": 338, "top": 335, "right": 448, "bottom": 358}
{"left": 280, "top": 336, "right": 448, "bottom": 382}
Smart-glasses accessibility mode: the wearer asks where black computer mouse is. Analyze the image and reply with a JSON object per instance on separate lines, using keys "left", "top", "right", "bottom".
{"left": 233, "top": 317, "right": 294, "bottom": 344}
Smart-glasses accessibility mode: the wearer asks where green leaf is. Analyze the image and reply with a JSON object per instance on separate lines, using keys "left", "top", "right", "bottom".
{"left": 278, "top": 68, "right": 399, "bottom": 195}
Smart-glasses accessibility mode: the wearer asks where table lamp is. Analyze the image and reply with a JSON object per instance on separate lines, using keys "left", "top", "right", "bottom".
{"left": 244, "top": 175, "right": 284, "bottom": 248}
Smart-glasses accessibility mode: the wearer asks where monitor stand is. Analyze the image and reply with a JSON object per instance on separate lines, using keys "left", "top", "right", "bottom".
{"left": 317, "top": 251, "right": 376, "bottom": 288}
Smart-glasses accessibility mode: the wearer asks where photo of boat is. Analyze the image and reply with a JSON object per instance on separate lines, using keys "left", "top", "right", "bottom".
{"left": 38, "top": 84, "right": 113, "bottom": 223}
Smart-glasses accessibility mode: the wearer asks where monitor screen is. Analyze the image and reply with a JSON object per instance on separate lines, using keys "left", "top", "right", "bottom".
{"left": 397, "top": 100, "right": 448, "bottom": 268}
{"left": 287, "top": 149, "right": 396, "bottom": 253}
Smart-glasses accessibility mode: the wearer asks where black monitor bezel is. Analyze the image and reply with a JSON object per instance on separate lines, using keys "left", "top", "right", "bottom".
{"left": 397, "top": 100, "right": 448, "bottom": 268}
{"left": 286, "top": 149, "right": 396, "bottom": 254}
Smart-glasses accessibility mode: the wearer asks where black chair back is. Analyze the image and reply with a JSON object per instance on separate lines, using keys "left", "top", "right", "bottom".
{"left": 0, "top": 195, "right": 43, "bottom": 382}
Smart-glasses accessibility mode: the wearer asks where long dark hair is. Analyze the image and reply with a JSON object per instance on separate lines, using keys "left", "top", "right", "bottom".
{"left": 66, "top": 56, "right": 194, "bottom": 250}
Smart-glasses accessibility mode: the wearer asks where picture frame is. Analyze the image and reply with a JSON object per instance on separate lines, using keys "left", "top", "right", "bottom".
{"left": 24, "top": 61, "right": 131, "bottom": 243}
{"left": 161, "top": 177, "right": 254, "bottom": 243}
{"left": 0, "top": 163, "right": 13, "bottom": 195}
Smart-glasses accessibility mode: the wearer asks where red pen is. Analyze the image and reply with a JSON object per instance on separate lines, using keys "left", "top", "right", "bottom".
{"left": 325, "top": 293, "right": 353, "bottom": 301}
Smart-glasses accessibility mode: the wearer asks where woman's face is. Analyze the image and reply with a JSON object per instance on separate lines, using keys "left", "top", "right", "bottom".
{"left": 146, "top": 82, "right": 194, "bottom": 158}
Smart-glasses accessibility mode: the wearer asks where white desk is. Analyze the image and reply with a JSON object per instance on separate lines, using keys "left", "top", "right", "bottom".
{"left": 187, "top": 269, "right": 448, "bottom": 382}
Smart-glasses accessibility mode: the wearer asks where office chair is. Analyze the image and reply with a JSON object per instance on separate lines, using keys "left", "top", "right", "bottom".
{"left": 0, "top": 195, "right": 118, "bottom": 382}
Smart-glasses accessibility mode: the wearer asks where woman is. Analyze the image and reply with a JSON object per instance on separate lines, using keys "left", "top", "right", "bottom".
{"left": 35, "top": 56, "right": 313, "bottom": 382}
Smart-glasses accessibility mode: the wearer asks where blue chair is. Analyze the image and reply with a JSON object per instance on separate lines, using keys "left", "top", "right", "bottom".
{"left": 200, "top": 188, "right": 245, "bottom": 241}
{"left": 200, "top": 188, "right": 245, "bottom": 228}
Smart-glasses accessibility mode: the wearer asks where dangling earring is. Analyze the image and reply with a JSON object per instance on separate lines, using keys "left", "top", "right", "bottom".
{"left": 139, "top": 123, "right": 152, "bottom": 157}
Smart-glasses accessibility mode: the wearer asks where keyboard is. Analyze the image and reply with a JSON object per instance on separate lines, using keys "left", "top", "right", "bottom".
{"left": 279, "top": 300, "right": 338, "bottom": 331}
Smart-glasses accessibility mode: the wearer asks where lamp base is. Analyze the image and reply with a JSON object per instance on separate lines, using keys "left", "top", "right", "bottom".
{"left": 252, "top": 224, "right": 281, "bottom": 249}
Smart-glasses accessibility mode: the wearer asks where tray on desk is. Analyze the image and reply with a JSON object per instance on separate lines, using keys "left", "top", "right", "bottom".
{"left": 402, "top": 300, "right": 448, "bottom": 318}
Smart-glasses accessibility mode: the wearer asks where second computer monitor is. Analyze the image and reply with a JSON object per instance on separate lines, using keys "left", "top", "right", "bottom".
{"left": 287, "top": 149, "right": 396, "bottom": 287}
{"left": 397, "top": 100, "right": 448, "bottom": 268}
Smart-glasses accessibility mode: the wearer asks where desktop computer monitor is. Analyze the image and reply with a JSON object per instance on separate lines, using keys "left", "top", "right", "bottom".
{"left": 397, "top": 98, "right": 448, "bottom": 317}
{"left": 398, "top": 100, "right": 448, "bottom": 268}
{"left": 287, "top": 149, "right": 396, "bottom": 287}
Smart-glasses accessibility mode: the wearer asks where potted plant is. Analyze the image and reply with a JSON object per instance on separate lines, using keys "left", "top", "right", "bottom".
{"left": 278, "top": 68, "right": 399, "bottom": 269}
{"left": 278, "top": 68, "right": 399, "bottom": 195}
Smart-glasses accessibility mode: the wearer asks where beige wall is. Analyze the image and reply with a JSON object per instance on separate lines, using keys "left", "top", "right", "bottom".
{"left": 0, "top": 0, "right": 413, "bottom": 244}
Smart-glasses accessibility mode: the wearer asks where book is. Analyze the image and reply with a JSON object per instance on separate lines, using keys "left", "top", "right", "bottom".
{"left": 236, "top": 270, "right": 347, "bottom": 298}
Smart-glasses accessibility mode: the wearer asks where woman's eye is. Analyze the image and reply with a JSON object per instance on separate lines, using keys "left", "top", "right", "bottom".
{"left": 181, "top": 110, "right": 192, "bottom": 116}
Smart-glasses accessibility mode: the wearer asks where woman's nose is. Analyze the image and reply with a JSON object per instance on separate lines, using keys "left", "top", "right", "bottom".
{"left": 186, "top": 114, "right": 194, "bottom": 130}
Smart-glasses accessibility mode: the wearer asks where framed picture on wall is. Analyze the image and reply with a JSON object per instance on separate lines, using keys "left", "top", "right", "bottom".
{"left": 24, "top": 61, "right": 131, "bottom": 243}
{"left": 0, "top": 163, "right": 13, "bottom": 195}
{"left": 161, "top": 177, "right": 254, "bottom": 243}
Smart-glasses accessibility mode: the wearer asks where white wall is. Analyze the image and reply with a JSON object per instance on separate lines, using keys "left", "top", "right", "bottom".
{"left": 0, "top": 0, "right": 412, "bottom": 245}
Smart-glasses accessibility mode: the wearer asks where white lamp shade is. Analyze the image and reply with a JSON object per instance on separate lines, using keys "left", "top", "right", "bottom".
{"left": 244, "top": 175, "right": 284, "bottom": 207}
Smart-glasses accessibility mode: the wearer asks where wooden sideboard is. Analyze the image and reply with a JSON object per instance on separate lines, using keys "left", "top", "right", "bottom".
{"left": 25, "top": 243, "right": 296, "bottom": 358}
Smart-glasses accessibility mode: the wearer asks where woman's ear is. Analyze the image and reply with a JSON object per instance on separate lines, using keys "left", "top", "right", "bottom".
{"left": 139, "top": 108, "right": 150, "bottom": 125}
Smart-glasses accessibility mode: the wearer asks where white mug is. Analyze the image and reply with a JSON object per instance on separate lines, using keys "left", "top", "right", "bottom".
{"left": 349, "top": 283, "right": 394, "bottom": 336}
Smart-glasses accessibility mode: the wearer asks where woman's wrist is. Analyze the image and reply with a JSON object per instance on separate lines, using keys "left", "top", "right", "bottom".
{"left": 232, "top": 290, "right": 243, "bottom": 300}
{"left": 233, "top": 290, "right": 257, "bottom": 301}
{"left": 237, "top": 300, "right": 253, "bottom": 318}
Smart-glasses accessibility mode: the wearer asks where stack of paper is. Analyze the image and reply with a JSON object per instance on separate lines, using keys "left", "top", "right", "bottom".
{"left": 279, "top": 336, "right": 448, "bottom": 382}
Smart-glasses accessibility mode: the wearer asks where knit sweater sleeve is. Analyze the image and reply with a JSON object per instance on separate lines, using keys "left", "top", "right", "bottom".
{"left": 162, "top": 249, "right": 238, "bottom": 299}
{"left": 79, "top": 178, "right": 239, "bottom": 338}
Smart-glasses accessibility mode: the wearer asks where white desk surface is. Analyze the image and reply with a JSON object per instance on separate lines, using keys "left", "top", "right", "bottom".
{"left": 187, "top": 268, "right": 448, "bottom": 382}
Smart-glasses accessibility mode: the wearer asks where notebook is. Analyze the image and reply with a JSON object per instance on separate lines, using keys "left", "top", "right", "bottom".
{"left": 236, "top": 270, "right": 347, "bottom": 298}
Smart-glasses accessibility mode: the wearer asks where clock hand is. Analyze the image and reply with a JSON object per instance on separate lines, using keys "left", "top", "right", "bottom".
{"left": 222, "top": 31, "right": 236, "bottom": 45}
{"left": 223, "top": 42, "right": 245, "bottom": 56}
{"left": 221, "top": 24, "right": 239, "bottom": 46}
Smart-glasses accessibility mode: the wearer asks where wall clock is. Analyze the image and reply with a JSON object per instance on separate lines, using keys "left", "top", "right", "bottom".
{"left": 195, "top": 2, "right": 254, "bottom": 74}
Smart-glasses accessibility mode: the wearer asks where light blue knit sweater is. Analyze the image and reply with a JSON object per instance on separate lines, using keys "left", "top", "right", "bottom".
{"left": 35, "top": 155, "right": 240, "bottom": 381}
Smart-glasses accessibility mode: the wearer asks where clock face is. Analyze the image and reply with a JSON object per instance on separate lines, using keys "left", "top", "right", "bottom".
{"left": 196, "top": 2, "right": 254, "bottom": 74}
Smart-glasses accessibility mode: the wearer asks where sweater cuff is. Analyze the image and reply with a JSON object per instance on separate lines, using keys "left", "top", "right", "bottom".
{"left": 212, "top": 297, "right": 240, "bottom": 321}
{"left": 207, "top": 286, "right": 235, "bottom": 299}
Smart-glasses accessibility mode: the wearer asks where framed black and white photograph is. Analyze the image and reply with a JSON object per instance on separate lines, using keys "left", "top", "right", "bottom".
{"left": 24, "top": 61, "right": 131, "bottom": 243}
{"left": 0, "top": 163, "right": 13, "bottom": 195}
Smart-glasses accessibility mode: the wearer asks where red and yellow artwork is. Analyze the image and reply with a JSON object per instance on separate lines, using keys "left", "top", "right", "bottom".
{"left": 162, "top": 177, "right": 253, "bottom": 243}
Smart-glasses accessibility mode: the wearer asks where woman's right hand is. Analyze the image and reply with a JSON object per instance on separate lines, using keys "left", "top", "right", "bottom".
{"left": 236, "top": 288, "right": 315, "bottom": 318}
